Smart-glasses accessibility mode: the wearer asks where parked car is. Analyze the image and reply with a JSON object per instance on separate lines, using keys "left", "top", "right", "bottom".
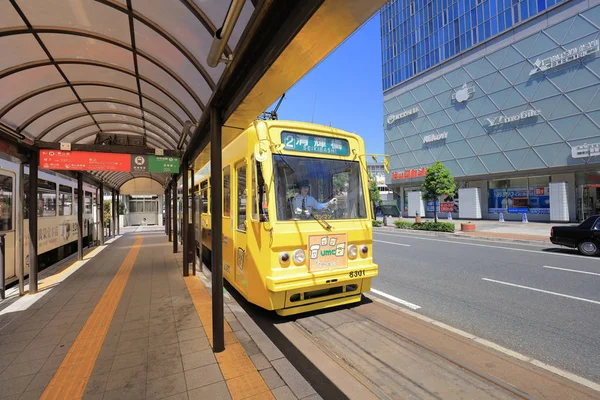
{"left": 550, "top": 215, "right": 600, "bottom": 256}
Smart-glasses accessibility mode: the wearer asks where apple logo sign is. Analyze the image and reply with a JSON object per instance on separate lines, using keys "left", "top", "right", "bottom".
{"left": 455, "top": 84, "right": 471, "bottom": 103}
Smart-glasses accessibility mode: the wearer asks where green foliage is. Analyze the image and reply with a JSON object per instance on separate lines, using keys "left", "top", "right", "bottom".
{"left": 421, "top": 161, "right": 456, "bottom": 223}
{"left": 368, "top": 174, "right": 381, "bottom": 205}
{"left": 413, "top": 222, "right": 455, "bottom": 232}
{"left": 372, "top": 219, "right": 382, "bottom": 227}
{"left": 394, "top": 220, "right": 414, "bottom": 229}
{"left": 333, "top": 173, "right": 349, "bottom": 195}
{"left": 103, "top": 200, "right": 112, "bottom": 226}
{"left": 119, "top": 201, "right": 125, "bottom": 215}
{"left": 393, "top": 220, "right": 454, "bottom": 232}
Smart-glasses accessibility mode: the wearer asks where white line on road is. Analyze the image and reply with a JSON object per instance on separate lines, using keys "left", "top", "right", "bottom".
{"left": 542, "top": 265, "right": 600, "bottom": 276}
{"left": 482, "top": 278, "right": 600, "bottom": 305}
{"left": 370, "top": 288, "right": 421, "bottom": 309}
{"left": 374, "top": 231, "right": 600, "bottom": 261}
{"left": 373, "top": 239, "right": 411, "bottom": 247}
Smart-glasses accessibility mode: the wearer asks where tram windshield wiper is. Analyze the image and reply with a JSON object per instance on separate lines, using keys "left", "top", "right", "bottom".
{"left": 310, "top": 211, "right": 332, "bottom": 230}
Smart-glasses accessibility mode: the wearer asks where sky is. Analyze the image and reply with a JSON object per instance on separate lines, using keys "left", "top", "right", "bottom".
{"left": 267, "top": 11, "right": 384, "bottom": 157}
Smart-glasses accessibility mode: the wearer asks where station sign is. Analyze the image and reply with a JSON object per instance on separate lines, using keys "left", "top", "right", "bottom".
{"left": 40, "top": 150, "right": 180, "bottom": 173}
{"left": 529, "top": 39, "right": 599, "bottom": 76}
{"left": 281, "top": 131, "right": 349, "bottom": 156}
{"left": 392, "top": 167, "right": 427, "bottom": 180}
{"left": 572, "top": 143, "right": 600, "bottom": 159}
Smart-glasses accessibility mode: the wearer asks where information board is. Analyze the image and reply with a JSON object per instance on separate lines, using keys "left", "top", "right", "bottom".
{"left": 40, "top": 150, "right": 180, "bottom": 173}
{"left": 281, "top": 131, "right": 349, "bottom": 156}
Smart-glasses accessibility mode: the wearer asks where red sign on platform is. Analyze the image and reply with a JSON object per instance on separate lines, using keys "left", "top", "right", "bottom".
{"left": 40, "top": 150, "right": 130, "bottom": 172}
{"left": 392, "top": 167, "right": 427, "bottom": 180}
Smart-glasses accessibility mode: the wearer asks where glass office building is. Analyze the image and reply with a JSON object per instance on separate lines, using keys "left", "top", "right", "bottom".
{"left": 382, "top": 0, "right": 600, "bottom": 222}
{"left": 381, "top": 0, "right": 569, "bottom": 90}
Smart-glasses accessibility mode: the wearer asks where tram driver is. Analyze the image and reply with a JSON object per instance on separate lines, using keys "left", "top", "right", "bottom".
{"left": 291, "top": 180, "right": 337, "bottom": 219}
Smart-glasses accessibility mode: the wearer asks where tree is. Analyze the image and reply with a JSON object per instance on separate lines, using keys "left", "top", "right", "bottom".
{"left": 368, "top": 174, "right": 381, "bottom": 218}
{"left": 103, "top": 200, "right": 112, "bottom": 227}
{"left": 421, "top": 161, "right": 456, "bottom": 223}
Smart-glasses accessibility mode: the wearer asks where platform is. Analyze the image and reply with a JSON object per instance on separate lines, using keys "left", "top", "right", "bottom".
{"left": 0, "top": 228, "right": 315, "bottom": 400}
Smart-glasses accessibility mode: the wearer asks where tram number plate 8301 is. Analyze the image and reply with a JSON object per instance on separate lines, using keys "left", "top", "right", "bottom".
{"left": 349, "top": 270, "right": 365, "bottom": 278}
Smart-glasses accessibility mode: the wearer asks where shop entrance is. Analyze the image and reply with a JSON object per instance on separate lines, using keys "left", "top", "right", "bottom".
{"left": 576, "top": 172, "right": 600, "bottom": 222}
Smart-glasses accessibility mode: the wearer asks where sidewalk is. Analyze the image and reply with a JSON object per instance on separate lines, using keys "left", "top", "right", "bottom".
{"left": 375, "top": 216, "right": 573, "bottom": 244}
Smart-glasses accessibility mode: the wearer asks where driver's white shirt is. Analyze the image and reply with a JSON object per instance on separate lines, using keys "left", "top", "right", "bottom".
{"left": 291, "top": 194, "right": 328, "bottom": 213}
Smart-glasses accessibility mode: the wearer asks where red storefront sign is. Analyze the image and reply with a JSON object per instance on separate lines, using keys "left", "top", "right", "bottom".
{"left": 40, "top": 150, "right": 130, "bottom": 172}
{"left": 392, "top": 167, "right": 427, "bottom": 180}
{"left": 440, "top": 202, "right": 454, "bottom": 213}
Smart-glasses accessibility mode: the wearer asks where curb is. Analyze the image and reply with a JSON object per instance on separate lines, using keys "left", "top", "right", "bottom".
{"left": 374, "top": 225, "right": 551, "bottom": 246}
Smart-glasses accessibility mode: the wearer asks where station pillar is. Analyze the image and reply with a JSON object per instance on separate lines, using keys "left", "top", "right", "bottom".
{"left": 210, "top": 107, "right": 224, "bottom": 352}
{"left": 77, "top": 173, "right": 83, "bottom": 261}
{"left": 28, "top": 151, "right": 38, "bottom": 295}
{"left": 172, "top": 175, "right": 178, "bottom": 254}
{"left": 182, "top": 162, "right": 189, "bottom": 276}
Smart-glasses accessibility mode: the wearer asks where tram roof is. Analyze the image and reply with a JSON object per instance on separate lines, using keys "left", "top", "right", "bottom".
{"left": 0, "top": 0, "right": 384, "bottom": 190}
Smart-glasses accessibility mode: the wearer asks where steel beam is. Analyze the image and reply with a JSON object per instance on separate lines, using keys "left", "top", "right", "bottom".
{"left": 16, "top": 162, "right": 24, "bottom": 295}
{"left": 210, "top": 107, "right": 224, "bottom": 353}
{"left": 190, "top": 167, "right": 196, "bottom": 275}
{"left": 36, "top": 141, "right": 181, "bottom": 157}
{"left": 172, "top": 175, "right": 178, "bottom": 254}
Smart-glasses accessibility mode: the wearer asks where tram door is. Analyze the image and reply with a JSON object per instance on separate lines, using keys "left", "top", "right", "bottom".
{"left": 234, "top": 161, "right": 248, "bottom": 294}
{"left": 222, "top": 166, "right": 234, "bottom": 284}
{"left": 0, "top": 172, "right": 15, "bottom": 284}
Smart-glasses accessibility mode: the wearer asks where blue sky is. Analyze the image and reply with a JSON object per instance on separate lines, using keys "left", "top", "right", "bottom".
{"left": 268, "top": 12, "right": 384, "bottom": 156}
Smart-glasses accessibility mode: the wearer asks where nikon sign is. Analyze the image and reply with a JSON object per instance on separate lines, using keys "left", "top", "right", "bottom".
{"left": 486, "top": 109, "right": 541, "bottom": 127}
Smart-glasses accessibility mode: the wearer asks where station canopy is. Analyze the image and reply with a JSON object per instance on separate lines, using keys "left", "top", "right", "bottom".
{"left": 0, "top": 0, "right": 385, "bottom": 190}
{"left": 0, "top": 0, "right": 255, "bottom": 187}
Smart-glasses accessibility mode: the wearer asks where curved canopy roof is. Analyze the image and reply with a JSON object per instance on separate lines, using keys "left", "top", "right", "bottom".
{"left": 0, "top": 0, "right": 255, "bottom": 188}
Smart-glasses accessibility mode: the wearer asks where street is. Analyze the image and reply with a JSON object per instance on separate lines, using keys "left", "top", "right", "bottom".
{"left": 372, "top": 230, "right": 600, "bottom": 383}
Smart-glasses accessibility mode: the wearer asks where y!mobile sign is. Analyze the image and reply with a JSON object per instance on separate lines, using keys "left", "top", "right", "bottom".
{"left": 40, "top": 150, "right": 180, "bottom": 173}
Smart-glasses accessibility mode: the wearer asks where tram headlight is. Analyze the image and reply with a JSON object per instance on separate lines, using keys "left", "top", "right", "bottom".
{"left": 361, "top": 245, "right": 369, "bottom": 255}
{"left": 279, "top": 252, "right": 290, "bottom": 264}
{"left": 293, "top": 249, "right": 305, "bottom": 264}
{"left": 348, "top": 244, "right": 358, "bottom": 259}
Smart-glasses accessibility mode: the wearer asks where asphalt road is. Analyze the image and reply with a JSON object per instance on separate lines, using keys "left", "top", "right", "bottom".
{"left": 371, "top": 229, "right": 600, "bottom": 383}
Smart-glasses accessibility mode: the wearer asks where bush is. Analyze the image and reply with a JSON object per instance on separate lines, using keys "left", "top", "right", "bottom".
{"left": 393, "top": 220, "right": 454, "bottom": 232}
{"left": 394, "top": 221, "right": 414, "bottom": 229}
{"left": 413, "top": 222, "right": 455, "bottom": 232}
{"left": 372, "top": 220, "right": 382, "bottom": 227}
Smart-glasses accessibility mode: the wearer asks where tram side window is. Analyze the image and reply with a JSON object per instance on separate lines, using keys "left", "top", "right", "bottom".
{"left": 84, "top": 191, "right": 93, "bottom": 214}
{"left": 223, "top": 166, "right": 231, "bottom": 217}
{"left": 252, "top": 160, "right": 268, "bottom": 222}
{"left": 38, "top": 179, "right": 57, "bottom": 217}
{"left": 237, "top": 166, "right": 246, "bottom": 231}
{"left": 0, "top": 175, "right": 13, "bottom": 231}
{"left": 59, "top": 185, "right": 73, "bottom": 216}
{"left": 200, "top": 181, "right": 208, "bottom": 213}
{"left": 24, "top": 175, "right": 29, "bottom": 219}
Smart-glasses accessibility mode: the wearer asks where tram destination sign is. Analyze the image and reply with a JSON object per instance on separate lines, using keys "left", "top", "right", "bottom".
{"left": 40, "top": 150, "right": 180, "bottom": 173}
{"left": 281, "top": 131, "right": 349, "bottom": 156}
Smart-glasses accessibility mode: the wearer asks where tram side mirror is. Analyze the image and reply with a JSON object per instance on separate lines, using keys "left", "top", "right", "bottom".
{"left": 254, "top": 141, "right": 268, "bottom": 163}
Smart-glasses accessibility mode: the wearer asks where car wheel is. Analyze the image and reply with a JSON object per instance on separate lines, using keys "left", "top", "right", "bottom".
{"left": 578, "top": 240, "right": 600, "bottom": 256}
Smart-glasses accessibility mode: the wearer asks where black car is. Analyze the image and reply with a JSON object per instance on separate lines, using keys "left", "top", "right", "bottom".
{"left": 550, "top": 215, "right": 600, "bottom": 256}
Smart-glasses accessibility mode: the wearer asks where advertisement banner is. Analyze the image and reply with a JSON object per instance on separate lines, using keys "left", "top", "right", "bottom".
{"left": 487, "top": 187, "right": 549, "bottom": 213}
{"left": 426, "top": 195, "right": 456, "bottom": 213}
{"left": 308, "top": 233, "right": 347, "bottom": 272}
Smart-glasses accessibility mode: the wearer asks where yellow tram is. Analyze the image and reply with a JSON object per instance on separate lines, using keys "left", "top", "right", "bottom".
{"left": 194, "top": 120, "right": 378, "bottom": 316}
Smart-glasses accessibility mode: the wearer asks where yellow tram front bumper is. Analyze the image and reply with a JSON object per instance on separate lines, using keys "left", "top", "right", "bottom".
{"left": 265, "top": 264, "right": 378, "bottom": 316}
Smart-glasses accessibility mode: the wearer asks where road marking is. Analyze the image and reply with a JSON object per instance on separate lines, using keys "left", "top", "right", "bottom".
{"left": 482, "top": 278, "right": 600, "bottom": 305}
{"left": 370, "top": 288, "right": 421, "bottom": 310}
{"left": 542, "top": 265, "right": 600, "bottom": 276}
{"left": 374, "top": 231, "right": 600, "bottom": 261}
{"left": 373, "top": 239, "right": 410, "bottom": 247}
{"left": 41, "top": 236, "right": 143, "bottom": 400}
{"left": 365, "top": 294, "right": 600, "bottom": 393}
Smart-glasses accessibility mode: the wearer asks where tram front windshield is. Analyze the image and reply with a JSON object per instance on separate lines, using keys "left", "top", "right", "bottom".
{"left": 273, "top": 154, "right": 367, "bottom": 221}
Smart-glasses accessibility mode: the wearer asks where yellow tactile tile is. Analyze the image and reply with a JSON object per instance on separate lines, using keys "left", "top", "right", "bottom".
{"left": 183, "top": 275, "right": 274, "bottom": 400}
{"left": 41, "top": 236, "right": 143, "bottom": 400}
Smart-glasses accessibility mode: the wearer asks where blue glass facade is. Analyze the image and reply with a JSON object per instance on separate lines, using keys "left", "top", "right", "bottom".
{"left": 381, "top": 0, "right": 568, "bottom": 91}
